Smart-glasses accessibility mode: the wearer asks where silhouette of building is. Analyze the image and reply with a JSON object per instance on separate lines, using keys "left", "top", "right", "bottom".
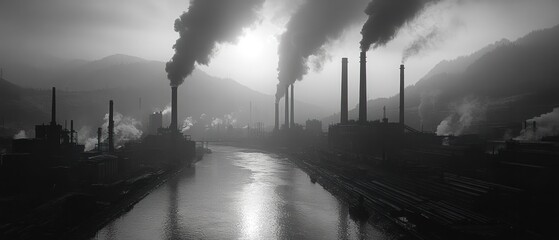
{"left": 148, "top": 111, "right": 163, "bottom": 135}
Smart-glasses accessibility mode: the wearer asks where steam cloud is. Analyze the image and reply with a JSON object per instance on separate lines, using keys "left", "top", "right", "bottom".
{"left": 276, "top": 0, "right": 367, "bottom": 99}
{"left": 360, "top": 0, "right": 441, "bottom": 51}
{"left": 165, "top": 0, "right": 265, "bottom": 87}
{"left": 161, "top": 104, "right": 172, "bottom": 116}
{"left": 83, "top": 112, "right": 143, "bottom": 151}
{"left": 515, "top": 108, "right": 559, "bottom": 141}
{"left": 181, "top": 116, "right": 196, "bottom": 133}
{"left": 436, "top": 96, "right": 487, "bottom": 136}
{"left": 13, "top": 130, "right": 27, "bottom": 139}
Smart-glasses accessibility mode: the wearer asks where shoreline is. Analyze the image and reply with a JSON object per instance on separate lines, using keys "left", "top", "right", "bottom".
{"left": 67, "top": 168, "right": 181, "bottom": 240}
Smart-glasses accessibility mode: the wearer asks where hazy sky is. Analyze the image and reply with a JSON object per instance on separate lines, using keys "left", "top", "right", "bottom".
{"left": 1, "top": 0, "right": 558, "bottom": 111}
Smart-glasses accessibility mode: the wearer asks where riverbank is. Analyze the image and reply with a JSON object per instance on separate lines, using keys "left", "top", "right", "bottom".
{"left": 67, "top": 168, "right": 183, "bottom": 240}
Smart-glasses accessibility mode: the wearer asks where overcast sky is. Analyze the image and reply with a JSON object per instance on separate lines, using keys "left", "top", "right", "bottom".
{"left": 1, "top": 0, "right": 558, "bottom": 112}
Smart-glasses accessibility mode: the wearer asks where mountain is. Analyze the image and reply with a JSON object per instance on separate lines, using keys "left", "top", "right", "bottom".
{"left": 422, "top": 38, "right": 510, "bottom": 79}
{"left": 0, "top": 54, "right": 328, "bottom": 138}
{"left": 324, "top": 25, "right": 559, "bottom": 138}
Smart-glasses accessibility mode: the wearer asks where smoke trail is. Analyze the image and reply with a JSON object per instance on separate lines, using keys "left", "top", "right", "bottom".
{"left": 165, "top": 0, "right": 265, "bottom": 87}
{"left": 276, "top": 0, "right": 367, "bottom": 98}
{"left": 402, "top": 17, "right": 464, "bottom": 63}
{"left": 360, "top": 0, "right": 441, "bottom": 51}
{"left": 515, "top": 108, "right": 559, "bottom": 141}
{"left": 402, "top": 27, "right": 441, "bottom": 63}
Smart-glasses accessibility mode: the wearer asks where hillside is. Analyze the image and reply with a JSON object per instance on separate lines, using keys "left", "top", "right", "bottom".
{"left": 0, "top": 55, "right": 328, "bottom": 139}
{"left": 324, "top": 25, "right": 559, "bottom": 138}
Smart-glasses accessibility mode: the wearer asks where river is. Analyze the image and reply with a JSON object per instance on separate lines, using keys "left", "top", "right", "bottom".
{"left": 93, "top": 145, "right": 396, "bottom": 240}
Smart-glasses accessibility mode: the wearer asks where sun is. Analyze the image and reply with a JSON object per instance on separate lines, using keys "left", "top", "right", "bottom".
{"left": 235, "top": 29, "right": 264, "bottom": 59}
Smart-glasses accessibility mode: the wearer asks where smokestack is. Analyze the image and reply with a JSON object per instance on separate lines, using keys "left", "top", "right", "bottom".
{"left": 51, "top": 87, "right": 56, "bottom": 125}
{"left": 274, "top": 101, "right": 279, "bottom": 131}
{"left": 97, "top": 127, "right": 102, "bottom": 152}
{"left": 170, "top": 86, "right": 178, "bottom": 131}
{"left": 70, "top": 120, "right": 74, "bottom": 144}
{"left": 533, "top": 121, "right": 537, "bottom": 131}
{"left": 359, "top": 51, "right": 367, "bottom": 123}
{"left": 341, "top": 58, "right": 348, "bottom": 124}
{"left": 108, "top": 100, "right": 114, "bottom": 153}
{"left": 400, "top": 64, "right": 405, "bottom": 126}
{"left": 290, "top": 84, "right": 294, "bottom": 127}
{"left": 284, "top": 84, "right": 289, "bottom": 129}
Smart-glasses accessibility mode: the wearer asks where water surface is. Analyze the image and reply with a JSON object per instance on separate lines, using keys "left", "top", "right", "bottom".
{"left": 94, "top": 145, "right": 394, "bottom": 240}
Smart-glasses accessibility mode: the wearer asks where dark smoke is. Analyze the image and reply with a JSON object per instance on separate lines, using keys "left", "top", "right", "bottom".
{"left": 276, "top": 0, "right": 367, "bottom": 98}
{"left": 360, "top": 0, "right": 441, "bottom": 51}
{"left": 166, "top": 0, "right": 265, "bottom": 87}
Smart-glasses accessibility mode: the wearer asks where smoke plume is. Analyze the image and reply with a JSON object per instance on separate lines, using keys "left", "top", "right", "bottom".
{"left": 13, "top": 130, "right": 27, "bottom": 139}
{"left": 515, "top": 108, "right": 559, "bottom": 141}
{"left": 276, "top": 0, "right": 367, "bottom": 99}
{"left": 436, "top": 96, "right": 487, "bottom": 136}
{"left": 83, "top": 112, "right": 143, "bottom": 151}
{"left": 360, "top": 0, "right": 441, "bottom": 51}
{"left": 165, "top": 0, "right": 265, "bottom": 87}
{"left": 161, "top": 104, "right": 172, "bottom": 116}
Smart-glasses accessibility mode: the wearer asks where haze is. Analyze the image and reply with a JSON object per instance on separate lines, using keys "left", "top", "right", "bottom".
{"left": 1, "top": 0, "right": 558, "bottom": 112}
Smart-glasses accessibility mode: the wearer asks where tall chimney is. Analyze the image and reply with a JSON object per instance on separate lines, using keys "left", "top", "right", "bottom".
{"left": 359, "top": 51, "right": 367, "bottom": 123}
{"left": 170, "top": 86, "right": 178, "bottom": 131}
{"left": 108, "top": 100, "right": 114, "bottom": 152}
{"left": 97, "top": 127, "right": 102, "bottom": 152}
{"left": 70, "top": 120, "right": 74, "bottom": 144}
{"left": 51, "top": 87, "right": 56, "bottom": 125}
{"left": 284, "top": 84, "right": 289, "bottom": 129}
{"left": 274, "top": 101, "right": 279, "bottom": 131}
{"left": 341, "top": 58, "right": 348, "bottom": 124}
{"left": 400, "top": 64, "right": 405, "bottom": 126}
{"left": 533, "top": 121, "right": 537, "bottom": 131}
{"left": 290, "top": 84, "right": 294, "bottom": 127}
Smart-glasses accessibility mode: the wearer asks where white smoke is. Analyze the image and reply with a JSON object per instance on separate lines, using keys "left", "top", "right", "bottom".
{"left": 79, "top": 126, "right": 99, "bottom": 151}
{"left": 13, "top": 130, "right": 27, "bottom": 139}
{"left": 181, "top": 117, "right": 196, "bottom": 133}
{"left": 106, "top": 112, "right": 143, "bottom": 147}
{"left": 224, "top": 113, "right": 237, "bottom": 126}
{"left": 161, "top": 104, "right": 172, "bottom": 116}
{"left": 211, "top": 117, "right": 223, "bottom": 128}
{"left": 515, "top": 108, "right": 559, "bottom": 141}
{"left": 83, "top": 112, "right": 143, "bottom": 151}
{"left": 436, "top": 96, "right": 487, "bottom": 136}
